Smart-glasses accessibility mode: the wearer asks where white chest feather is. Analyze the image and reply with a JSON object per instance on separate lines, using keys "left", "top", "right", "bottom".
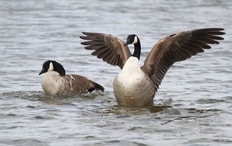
{"left": 113, "top": 57, "right": 155, "bottom": 106}
{"left": 114, "top": 57, "right": 145, "bottom": 89}
{"left": 122, "top": 57, "right": 143, "bottom": 74}
{"left": 41, "top": 71, "right": 64, "bottom": 95}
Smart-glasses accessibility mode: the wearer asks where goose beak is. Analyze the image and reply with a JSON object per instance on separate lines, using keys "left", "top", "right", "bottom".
{"left": 124, "top": 41, "right": 129, "bottom": 46}
{"left": 39, "top": 69, "right": 45, "bottom": 75}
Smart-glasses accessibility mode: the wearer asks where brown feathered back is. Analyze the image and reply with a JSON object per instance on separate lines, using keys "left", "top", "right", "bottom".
{"left": 63, "top": 74, "right": 104, "bottom": 94}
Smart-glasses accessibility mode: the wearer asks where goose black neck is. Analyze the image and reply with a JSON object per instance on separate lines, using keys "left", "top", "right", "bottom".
{"left": 53, "top": 61, "right": 66, "bottom": 76}
{"left": 132, "top": 38, "right": 141, "bottom": 60}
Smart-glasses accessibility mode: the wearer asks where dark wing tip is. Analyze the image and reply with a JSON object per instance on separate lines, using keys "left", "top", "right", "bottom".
{"left": 81, "top": 32, "right": 96, "bottom": 35}
{"left": 81, "top": 32, "right": 107, "bottom": 36}
{"left": 198, "top": 28, "right": 224, "bottom": 31}
{"left": 88, "top": 82, "right": 104, "bottom": 92}
{"left": 79, "top": 36, "right": 85, "bottom": 39}
{"left": 192, "top": 28, "right": 225, "bottom": 36}
{"left": 96, "top": 83, "right": 105, "bottom": 92}
{"left": 79, "top": 32, "right": 90, "bottom": 39}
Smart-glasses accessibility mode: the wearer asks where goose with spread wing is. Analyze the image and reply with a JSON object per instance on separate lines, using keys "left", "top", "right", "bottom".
{"left": 80, "top": 28, "right": 225, "bottom": 107}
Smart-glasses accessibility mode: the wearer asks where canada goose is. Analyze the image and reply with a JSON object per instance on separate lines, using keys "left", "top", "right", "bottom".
{"left": 39, "top": 60, "right": 104, "bottom": 95}
{"left": 80, "top": 28, "right": 225, "bottom": 106}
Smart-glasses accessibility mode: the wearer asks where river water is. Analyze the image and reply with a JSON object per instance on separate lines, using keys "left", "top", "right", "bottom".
{"left": 0, "top": 0, "right": 232, "bottom": 145}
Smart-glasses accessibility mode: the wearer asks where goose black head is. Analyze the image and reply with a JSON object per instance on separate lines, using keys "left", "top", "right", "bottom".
{"left": 124, "top": 34, "right": 141, "bottom": 60}
{"left": 124, "top": 34, "right": 138, "bottom": 46}
{"left": 39, "top": 60, "right": 66, "bottom": 76}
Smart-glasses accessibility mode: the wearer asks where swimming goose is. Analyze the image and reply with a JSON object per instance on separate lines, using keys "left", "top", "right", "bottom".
{"left": 80, "top": 28, "right": 225, "bottom": 106}
{"left": 39, "top": 60, "right": 104, "bottom": 95}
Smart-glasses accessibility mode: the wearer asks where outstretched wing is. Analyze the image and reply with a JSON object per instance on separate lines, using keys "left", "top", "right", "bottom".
{"left": 80, "top": 32, "right": 132, "bottom": 69}
{"left": 141, "top": 28, "right": 225, "bottom": 92}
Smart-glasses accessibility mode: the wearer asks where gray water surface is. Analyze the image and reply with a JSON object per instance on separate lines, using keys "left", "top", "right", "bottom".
{"left": 0, "top": 0, "right": 232, "bottom": 145}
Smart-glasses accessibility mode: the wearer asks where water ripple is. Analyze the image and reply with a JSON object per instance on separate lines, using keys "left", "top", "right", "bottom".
{"left": 1, "top": 0, "right": 232, "bottom": 145}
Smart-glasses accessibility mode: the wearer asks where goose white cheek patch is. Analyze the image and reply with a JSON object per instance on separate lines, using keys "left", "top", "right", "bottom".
{"left": 48, "top": 62, "right": 54, "bottom": 71}
{"left": 132, "top": 36, "right": 138, "bottom": 44}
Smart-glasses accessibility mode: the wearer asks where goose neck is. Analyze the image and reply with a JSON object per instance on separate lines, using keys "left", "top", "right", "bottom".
{"left": 132, "top": 39, "right": 141, "bottom": 60}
